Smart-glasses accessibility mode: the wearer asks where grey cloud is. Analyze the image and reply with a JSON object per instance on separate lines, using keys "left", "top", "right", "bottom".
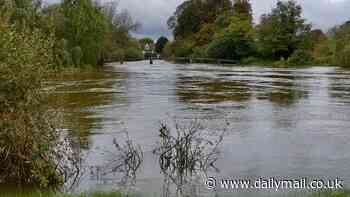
{"left": 122, "top": 0, "right": 350, "bottom": 39}
{"left": 44, "top": 0, "right": 350, "bottom": 39}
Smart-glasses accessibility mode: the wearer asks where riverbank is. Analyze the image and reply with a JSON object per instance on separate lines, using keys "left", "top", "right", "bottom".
{"left": 167, "top": 56, "right": 336, "bottom": 68}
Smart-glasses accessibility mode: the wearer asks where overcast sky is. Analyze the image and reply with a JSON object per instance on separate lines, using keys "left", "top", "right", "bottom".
{"left": 45, "top": 0, "right": 350, "bottom": 40}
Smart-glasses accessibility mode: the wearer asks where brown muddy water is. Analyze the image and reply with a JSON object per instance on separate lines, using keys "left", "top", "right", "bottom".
{"left": 45, "top": 61, "right": 350, "bottom": 197}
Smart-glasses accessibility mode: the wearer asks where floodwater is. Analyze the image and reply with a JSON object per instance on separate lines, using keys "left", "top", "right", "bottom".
{"left": 46, "top": 61, "right": 350, "bottom": 196}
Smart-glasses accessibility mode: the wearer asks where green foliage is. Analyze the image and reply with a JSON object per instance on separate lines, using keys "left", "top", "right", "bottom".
{"left": 139, "top": 37, "right": 154, "bottom": 49}
{"left": 194, "top": 24, "right": 215, "bottom": 47}
{"left": 207, "top": 14, "right": 255, "bottom": 60}
{"left": 191, "top": 45, "right": 208, "bottom": 58}
{"left": 309, "top": 35, "right": 335, "bottom": 65}
{"left": 162, "top": 42, "right": 174, "bottom": 59}
{"left": 124, "top": 47, "right": 143, "bottom": 59}
{"left": 155, "top": 36, "right": 169, "bottom": 54}
{"left": 112, "top": 49, "right": 125, "bottom": 62}
{"left": 168, "top": 0, "right": 256, "bottom": 60}
{"left": 101, "top": 1, "right": 141, "bottom": 62}
{"left": 257, "top": 0, "right": 311, "bottom": 60}
{"left": 61, "top": 0, "right": 107, "bottom": 67}
{"left": 168, "top": 0, "right": 233, "bottom": 39}
{"left": 39, "top": 0, "right": 142, "bottom": 66}
{"left": 0, "top": 16, "right": 63, "bottom": 188}
{"left": 335, "top": 44, "right": 350, "bottom": 67}
{"left": 167, "top": 0, "right": 350, "bottom": 67}
{"left": 72, "top": 46, "right": 83, "bottom": 66}
{"left": 287, "top": 49, "right": 314, "bottom": 66}
{"left": 233, "top": 0, "right": 253, "bottom": 23}
{"left": 172, "top": 39, "right": 194, "bottom": 57}
{"left": 333, "top": 21, "right": 350, "bottom": 67}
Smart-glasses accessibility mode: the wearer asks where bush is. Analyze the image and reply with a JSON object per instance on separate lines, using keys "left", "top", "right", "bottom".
{"left": 240, "top": 56, "right": 260, "bottom": 65}
{"left": 191, "top": 45, "right": 208, "bottom": 58}
{"left": 206, "top": 31, "right": 254, "bottom": 60}
{"left": 287, "top": 49, "right": 314, "bottom": 66}
{"left": 0, "top": 18, "right": 76, "bottom": 189}
{"left": 335, "top": 44, "right": 350, "bottom": 67}
{"left": 162, "top": 42, "right": 174, "bottom": 59}
{"left": 172, "top": 39, "right": 194, "bottom": 57}
{"left": 124, "top": 47, "right": 143, "bottom": 59}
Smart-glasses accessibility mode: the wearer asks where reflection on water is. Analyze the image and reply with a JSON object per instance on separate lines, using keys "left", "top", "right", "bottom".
{"left": 177, "top": 77, "right": 252, "bottom": 103}
{"left": 44, "top": 62, "right": 350, "bottom": 196}
{"left": 46, "top": 67, "right": 128, "bottom": 149}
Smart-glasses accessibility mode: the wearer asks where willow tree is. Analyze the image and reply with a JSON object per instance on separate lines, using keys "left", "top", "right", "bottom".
{"left": 61, "top": 0, "right": 107, "bottom": 66}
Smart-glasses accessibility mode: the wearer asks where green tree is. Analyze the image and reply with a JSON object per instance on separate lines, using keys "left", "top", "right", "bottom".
{"left": 194, "top": 24, "right": 215, "bottom": 47}
{"left": 233, "top": 0, "right": 253, "bottom": 23}
{"left": 207, "top": 14, "right": 255, "bottom": 60}
{"left": 61, "top": 0, "right": 107, "bottom": 66}
{"left": 333, "top": 21, "right": 350, "bottom": 66}
{"left": 168, "top": 0, "right": 233, "bottom": 39}
{"left": 101, "top": 2, "right": 141, "bottom": 62}
{"left": 155, "top": 36, "right": 169, "bottom": 54}
{"left": 257, "top": 0, "right": 311, "bottom": 60}
{"left": 139, "top": 37, "right": 154, "bottom": 49}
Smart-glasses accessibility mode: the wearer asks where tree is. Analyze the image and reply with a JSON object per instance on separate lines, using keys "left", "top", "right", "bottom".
{"left": 155, "top": 36, "right": 169, "bottom": 54}
{"left": 168, "top": 0, "right": 233, "bottom": 39}
{"left": 207, "top": 0, "right": 254, "bottom": 60}
{"left": 101, "top": 1, "right": 141, "bottom": 61}
{"left": 233, "top": 0, "right": 253, "bottom": 23}
{"left": 333, "top": 21, "right": 350, "bottom": 66}
{"left": 257, "top": 0, "right": 311, "bottom": 60}
{"left": 139, "top": 37, "right": 154, "bottom": 49}
{"left": 207, "top": 14, "right": 255, "bottom": 60}
{"left": 61, "top": 0, "right": 108, "bottom": 66}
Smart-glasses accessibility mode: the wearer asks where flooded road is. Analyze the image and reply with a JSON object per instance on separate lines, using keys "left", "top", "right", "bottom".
{"left": 47, "top": 61, "right": 350, "bottom": 196}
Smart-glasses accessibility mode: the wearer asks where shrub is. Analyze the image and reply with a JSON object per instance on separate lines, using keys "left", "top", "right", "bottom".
{"left": 0, "top": 18, "right": 77, "bottom": 189}
{"left": 335, "top": 44, "right": 350, "bottom": 67}
{"left": 287, "top": 49, "right": 314, "bottom": 66}
{"left": 162, "top": 42, "right": 174, "bottom": 59}
{"left": 191, "top": 45, "right": 208, "bottom": 58}
{"left": 124, "top": 47, "right": 143, "bottom": 59}
{"left": 207, "top": 30, "right": 254, "bottom": 60}
{"left": 240, "top": 56, "right": 260, "bottom": 65}
{"left": 172, "top": 39, "right": 194, "bottom": 57}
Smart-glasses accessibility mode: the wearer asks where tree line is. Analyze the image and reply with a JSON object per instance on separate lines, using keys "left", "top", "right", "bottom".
{"left": 0, "top": 0, "right": 144, "bottom": 69}
{"left": 0, "top": 0, "right": 144, "bottom": 188}
{"left": 163, "top": 0, "right": 350, "bottom": 67}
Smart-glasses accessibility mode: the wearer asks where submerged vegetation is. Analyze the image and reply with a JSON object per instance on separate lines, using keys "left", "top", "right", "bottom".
{"left": 153, "top": 120, "right": 226, "bottom": 196}
{"left": 164, "top": 0, "right": 350, "bottom": 67}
